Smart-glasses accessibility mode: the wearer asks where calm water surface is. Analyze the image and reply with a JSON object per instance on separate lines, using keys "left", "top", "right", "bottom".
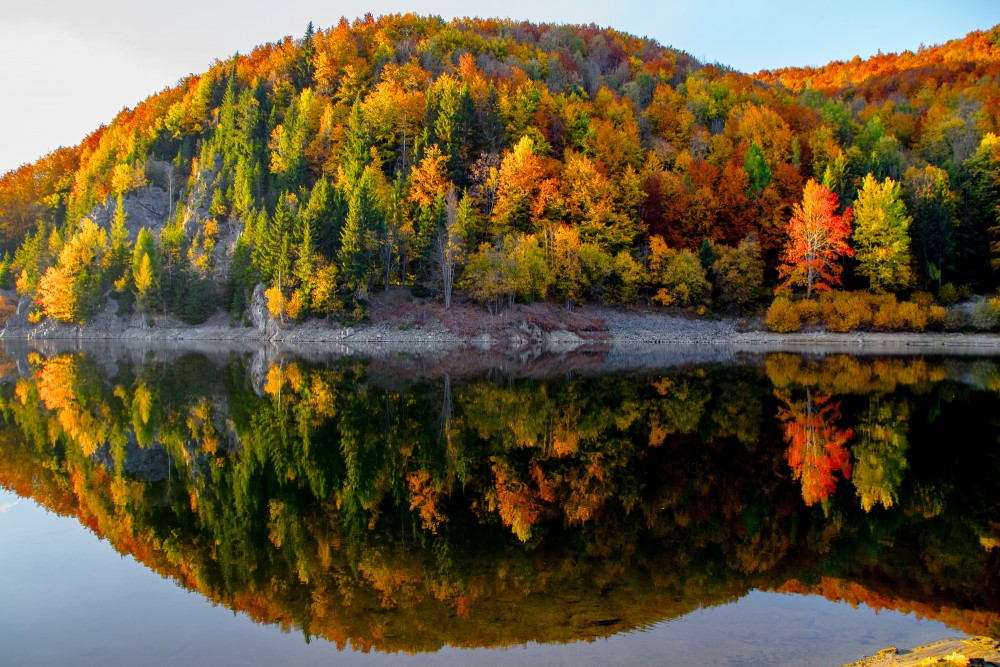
{"left": 0, "top": 346, "right": 997, "bottom": 666}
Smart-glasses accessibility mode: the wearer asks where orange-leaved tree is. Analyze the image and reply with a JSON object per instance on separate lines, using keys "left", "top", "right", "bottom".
{"left": 777, "top": 179, "right": 853, "bottom": 299}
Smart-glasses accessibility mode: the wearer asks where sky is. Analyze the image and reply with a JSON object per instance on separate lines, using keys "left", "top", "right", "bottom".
{"left": 1, "top": 0, "right": 997, "bottom": 175}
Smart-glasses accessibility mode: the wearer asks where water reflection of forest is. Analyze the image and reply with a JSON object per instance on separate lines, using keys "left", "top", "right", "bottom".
{"left": 0, "top": 348, "right": 997, "bottom": 652}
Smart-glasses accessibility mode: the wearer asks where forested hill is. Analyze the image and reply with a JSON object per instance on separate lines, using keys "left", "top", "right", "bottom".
{"left": 0, "top": 15, "right": 998, "bottom": 326}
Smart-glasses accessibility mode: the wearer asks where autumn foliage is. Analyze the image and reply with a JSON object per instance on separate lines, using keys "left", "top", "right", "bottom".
{"left": 0, "top": 16, "right": 997, "bottom": 325}
{"left": 777, "top": 389, "right": 854, "bottom": 506}
{"left": 777, "top": 180, "right": 853, "bottom": 299}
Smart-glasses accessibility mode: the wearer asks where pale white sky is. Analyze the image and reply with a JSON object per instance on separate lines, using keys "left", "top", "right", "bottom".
{"left": 1, "top": 0, "right": 996, "bottom": 175}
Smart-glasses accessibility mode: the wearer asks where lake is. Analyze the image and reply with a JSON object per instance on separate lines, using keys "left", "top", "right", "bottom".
{"left": 0, "top": 343, "right": 997, "bottom": 666}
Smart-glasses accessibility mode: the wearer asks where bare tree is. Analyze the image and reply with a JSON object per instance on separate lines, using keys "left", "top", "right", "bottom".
{"left": 435, "top": 185, "right": 464, "bottom": 309}
{"left": 469, "top": 151, "right": 500, "bottom": 236}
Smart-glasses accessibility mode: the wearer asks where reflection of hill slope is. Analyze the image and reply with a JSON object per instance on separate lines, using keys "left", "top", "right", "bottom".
{"left": 0, "top": 350, "right": 998, "bottom": 650}
{"left": 0, "top": 427, "right": 747, "bottom": 651}
{"left": 777, "top": 578, "right": 1000, "bottom": 638}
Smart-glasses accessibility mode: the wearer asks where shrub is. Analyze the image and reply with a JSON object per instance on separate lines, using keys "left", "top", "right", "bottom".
{"left": 820, "top": 291, "right": 867, "bottom": 332}
{"left": 872, "top": 294, "right": 900, "bottom": 330}
{"left": 766, "top": 297, "right": 802, "bottom": 333}
{"left": 927, "top": 305, "right": 946, "bottom": 329}
{"left": 856, "top": 292, "right": 877, "bottom": 327}
{"left": 938, "top": 282, "right": 972, "bottom": 306}
{"left": 910, "top": 291, "right": 935, "bottom": 309}
{"left": 945, "top": 307, "right": 972, "bottom": 331}
{"left": 970, "top": 297, "right": 1000, "bottom": 331}
{"left": 768, "top": 290, "right": 950, "bottom": 333}
{"left": 896, "top": 301, "right": 926, "bottom": 331}
{"left": 797, "top": 298, "right": 822, "bottom": 326}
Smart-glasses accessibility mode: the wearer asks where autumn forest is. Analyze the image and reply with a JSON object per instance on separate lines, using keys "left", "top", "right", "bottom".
{"left": 1, "top": 15, "right": 999, "bottom": 327}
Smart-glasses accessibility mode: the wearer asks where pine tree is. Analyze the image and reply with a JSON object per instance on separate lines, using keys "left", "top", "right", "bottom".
{"left": 294, "top": 215, "right": 316, "bottom": 307}
{"left": 904, "top": 165, "right": 957, "bottom": 290}
{"left": 298, "top": 21, "right": 316, "bottom": 87}
{"left": 302, "top": 177, "right": 339, "bottom": 255}
{"left": 265, "top": 194, "right": 296, "bottom": 285}
{"left": 744, "top": 142, "right": 771, "bottom": 195}
{"left": 134, "top": 252, "right": 156, "bottom": 309}
{"left": 339, "top": 168, "right": 382, "bottom": 300}
{"left": 107, "top": 196, "right": 131, "bottom": 282}
{"left": 339, "top": 99, "right": 371, "bottom": 193}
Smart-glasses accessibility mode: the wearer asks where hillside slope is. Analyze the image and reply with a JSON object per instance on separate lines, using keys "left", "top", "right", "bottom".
{"left": 0, "top": 15, "right": 997, "bottom": 328}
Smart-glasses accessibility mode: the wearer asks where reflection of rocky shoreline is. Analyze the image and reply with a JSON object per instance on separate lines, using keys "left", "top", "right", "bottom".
{"left": 0, "top": 349, "right": 998, "bottom": 651}
{"left": 2, "top": 338, "right": 1000, "bottom": 390}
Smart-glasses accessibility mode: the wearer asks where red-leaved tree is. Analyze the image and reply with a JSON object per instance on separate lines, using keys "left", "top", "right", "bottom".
{"left": 777, "top": 179, "right": 853, "bottom": 299}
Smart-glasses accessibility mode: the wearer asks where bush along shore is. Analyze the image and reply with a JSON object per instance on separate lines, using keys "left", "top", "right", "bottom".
{"left": 766, "top": 290, "right": 1000, "bottom": 334}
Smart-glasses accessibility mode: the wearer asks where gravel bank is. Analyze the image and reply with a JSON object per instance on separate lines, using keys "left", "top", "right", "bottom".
{"left": 599, "top": 308, "right": 1000, "bottom": 353}
{"left": 2, "top": 296, "right": 998, "bottom": 354}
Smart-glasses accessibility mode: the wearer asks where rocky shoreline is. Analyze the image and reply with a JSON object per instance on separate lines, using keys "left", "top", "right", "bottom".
{"left": 2, "top": 289, "right": 998, "bottom": 354}
{"left": 840, "top": 636, "right": 1000, "bottom": 666}
{"left": 3, "top": 311, "right": 999, "bottom": 354}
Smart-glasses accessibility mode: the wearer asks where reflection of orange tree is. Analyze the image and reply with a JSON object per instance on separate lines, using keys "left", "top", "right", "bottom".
{"left": 776, "top": 388, "right": 854, "bottom": 506}
{"left": 765, "top": 354, "right": 933, "bottom": 513}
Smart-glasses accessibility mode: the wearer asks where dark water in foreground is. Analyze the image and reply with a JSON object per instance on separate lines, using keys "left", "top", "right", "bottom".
{"left": 0, "top": 346, "right": 998, "bottom": 666}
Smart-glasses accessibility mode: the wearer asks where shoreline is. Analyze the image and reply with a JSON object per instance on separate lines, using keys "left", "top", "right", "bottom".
{"left": 2, "top": 303, "right": 999, "bottom": 354}
{"left": 840, "top": 636, "right": 1000, "bottom": 666}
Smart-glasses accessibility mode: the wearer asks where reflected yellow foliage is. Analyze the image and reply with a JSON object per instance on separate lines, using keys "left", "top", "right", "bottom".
{"left": 36, "top": 355, "right": 109, "bottom": 456}
{"left": 852, "top": 398, "right": 909, "bottom": 511}
{"left": 766, "top": 353, "right": 946, "bottom": 394}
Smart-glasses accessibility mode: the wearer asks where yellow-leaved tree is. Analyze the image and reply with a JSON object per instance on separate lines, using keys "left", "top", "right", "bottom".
{"left": 37, "top": 219, "right": 109, "bottom": 323}
{"left": 852, "top": 174, "right": 912, "bottom": 292}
